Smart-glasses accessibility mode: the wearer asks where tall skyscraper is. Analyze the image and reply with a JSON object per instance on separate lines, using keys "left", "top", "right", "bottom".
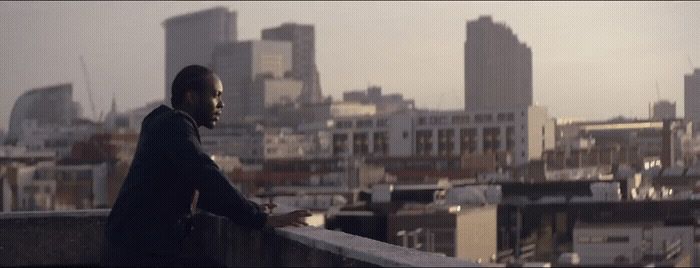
{"left": 163, "top": 7, "right": 237, "bottom": 105}
{"left": 212, "top": 40, "right": 295, "bottom": 123}
{"left": 464, "top": 16, "right": 532, "bottom": 111}
{"left": 685, "top": 69, "right": 700, "bottom": 127}
{"left": 261, "top": 23, "right": 323, "bottom": 104}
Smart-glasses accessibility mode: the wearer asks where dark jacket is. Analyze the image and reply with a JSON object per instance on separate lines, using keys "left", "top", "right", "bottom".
{"left": 105, "top": 105, "right": 267, "bottom": 255}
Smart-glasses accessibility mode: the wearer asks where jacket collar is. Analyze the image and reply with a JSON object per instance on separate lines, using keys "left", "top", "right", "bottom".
{"left": 156, "top": 105, "right": 201, "bottom": 142}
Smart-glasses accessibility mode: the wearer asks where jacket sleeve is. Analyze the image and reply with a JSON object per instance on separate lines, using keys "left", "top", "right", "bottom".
{"left": 163, "top": 117, "right": 267, "bottom": 229}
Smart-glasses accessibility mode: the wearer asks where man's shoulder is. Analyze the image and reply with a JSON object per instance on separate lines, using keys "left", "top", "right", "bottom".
{"left": 145, "top": 105, "right": 197, "bottom": 130}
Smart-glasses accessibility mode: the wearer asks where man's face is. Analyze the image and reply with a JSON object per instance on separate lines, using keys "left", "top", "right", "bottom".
{"left": 195, "top": 75, "right": 224, "bottom": 129}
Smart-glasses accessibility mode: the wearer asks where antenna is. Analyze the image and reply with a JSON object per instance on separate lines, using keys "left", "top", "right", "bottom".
{"left": 655, "top": 80, "right": 660, "bottom": 101}
{"left": 79, "top": 56, "right": 98, "bottom": 121}
{"left": 690, "top": 56, "right": 695, "bottom": 70}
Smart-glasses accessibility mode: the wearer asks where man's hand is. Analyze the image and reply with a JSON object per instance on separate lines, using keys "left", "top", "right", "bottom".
{"left": 265, "top": 210, "right": 313, "bottom": 228}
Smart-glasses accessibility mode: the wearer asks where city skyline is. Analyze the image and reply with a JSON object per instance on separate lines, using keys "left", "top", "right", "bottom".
{"left": 1, "top": 2, "right": 700, "bottom": 130}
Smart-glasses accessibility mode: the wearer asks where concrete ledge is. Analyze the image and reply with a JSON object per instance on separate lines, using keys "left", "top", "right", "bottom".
{"left": 0, "top": 210, "right": 109, "bottom": 266}
{"left": 0, "top": 210, "right": 479, "bottom": 267}
{"left": 276, "top": 226, "right": 477, "bottom": 267}
{"left": 0, "top": 209, "right": 110, "bottom": 219}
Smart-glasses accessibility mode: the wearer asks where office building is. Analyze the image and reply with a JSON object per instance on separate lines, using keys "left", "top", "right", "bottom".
{"left": 464, "top": 16, "right": 532, "bottom": 111}
{"left": 6, "top": 84, "right": 81, "bottom": 145}
{"left": 685, "top": 69, "right": 700, "bottom": 130}
{"left": 262, "top": 23, "right": 323, "bottom": 104}
{"left": 249, "top": 77, "right": 303, "bottom": 117}
{"left": 163, "top": 7, "right": 237, "bottom": 104}
{"left": 212, "top": 40, "right": 295, "bottom": 123}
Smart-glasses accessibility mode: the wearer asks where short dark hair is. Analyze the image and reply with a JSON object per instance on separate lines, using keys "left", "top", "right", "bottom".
{"left": 171, "top": 65, "right": 215, "bottom": 108}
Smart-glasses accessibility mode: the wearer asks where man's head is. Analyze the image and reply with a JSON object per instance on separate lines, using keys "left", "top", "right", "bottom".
{"left": 171, "top": 65, "right": 224, "bottom": 129}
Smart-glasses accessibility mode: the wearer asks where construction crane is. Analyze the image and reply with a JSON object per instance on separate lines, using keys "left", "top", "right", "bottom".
{"left": 79, "top": 56, "right": 98, "bottom": 121}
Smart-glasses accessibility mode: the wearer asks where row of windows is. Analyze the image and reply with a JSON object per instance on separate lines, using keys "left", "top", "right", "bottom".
{"left": 417, "top": 113, "right": 517, "bottom": 126}
{"left": 336, "top": 118, "right": 389, "bottom": 129}
{"left": 337, "top": 113, "right": 519, "bottom": 129}
{"left": 332, "top": 128, "right": 522, "bottom": 157}
{"left": 577, "top": 235, "right": 630, "bottom": 244}
{"left": 333, "top": 132, "right": 389, "bottom": 155}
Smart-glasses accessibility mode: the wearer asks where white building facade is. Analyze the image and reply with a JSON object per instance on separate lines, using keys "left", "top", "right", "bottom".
{"left": 323, "top": 106, "right": 554, "bottom": 166}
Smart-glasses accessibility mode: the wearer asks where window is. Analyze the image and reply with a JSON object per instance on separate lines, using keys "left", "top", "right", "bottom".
{"left": 357, "top": 119, "right": 373, "bottom": 128}
{"left": 460, "top": 128, "right": 477, "bottom": 154}
{"left": 418, "top": 117, "right": 427, "bottom": 126}
{"left": 606, "top": 236, "right": 630, "bottom": 243}
{"left": 430, "top": 116, "right": 447, "bottom": 125}
{"left": 482, "top": 127, "right": 500, "bottom": 152}
{"left": 333, "top": 134, "right": 349, "bottom": 155}
{"left": 437, "top": 129, "right": 455, "bottom": 156}
{"left": 336, "top": 121, "right": 353, "bottom": 129}
{"left": 475, "top": 114, "right": 492, "bottom": 123}
{"left": 377, "top": 118, "right": 388, "bottom": 127}
{"left": 506, "top": 126, "right": 515, "bottom": 151}
{"left": 373, "top": 132, "right": 389, "bottom": 155}
{"left": 452, "top": 115, "right": 469, "bottom": 124}
{"left": 353, "top": 133, "right": 369, "bottom": 155}
{"left": 416, "top": 130, "right": 433, "bottom": 155}
{"left": 497, "top": 113, "right": 514, "bottom": 121}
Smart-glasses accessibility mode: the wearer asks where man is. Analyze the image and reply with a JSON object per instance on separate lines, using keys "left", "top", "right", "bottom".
{"left": 105, "top": 65, "right": 311, "bottom": 266}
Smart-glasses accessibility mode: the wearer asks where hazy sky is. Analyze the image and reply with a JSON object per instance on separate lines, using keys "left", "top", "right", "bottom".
{"left": 1, "top": 1, "right": 699, "bottom": 130}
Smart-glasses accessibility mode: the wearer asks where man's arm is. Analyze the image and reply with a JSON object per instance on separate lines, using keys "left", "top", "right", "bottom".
{"left": 196, "top": 164, "right": 268, "bottom": 228}
{"left": 163, "top": 117, "right": 267, "bottom": 228}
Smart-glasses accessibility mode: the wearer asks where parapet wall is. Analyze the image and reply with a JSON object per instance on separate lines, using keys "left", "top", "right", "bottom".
{"left": 0, "top": 210, "right": 478, "bottom": 267}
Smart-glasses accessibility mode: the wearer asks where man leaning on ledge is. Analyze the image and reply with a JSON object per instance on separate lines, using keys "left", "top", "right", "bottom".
{"left": 105, "top": 65, "right": 311, "bottom": 267}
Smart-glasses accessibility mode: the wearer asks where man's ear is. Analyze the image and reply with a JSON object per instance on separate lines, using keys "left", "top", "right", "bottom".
{"left": 183, "top": 90, "right": 197, "bottom": 106}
